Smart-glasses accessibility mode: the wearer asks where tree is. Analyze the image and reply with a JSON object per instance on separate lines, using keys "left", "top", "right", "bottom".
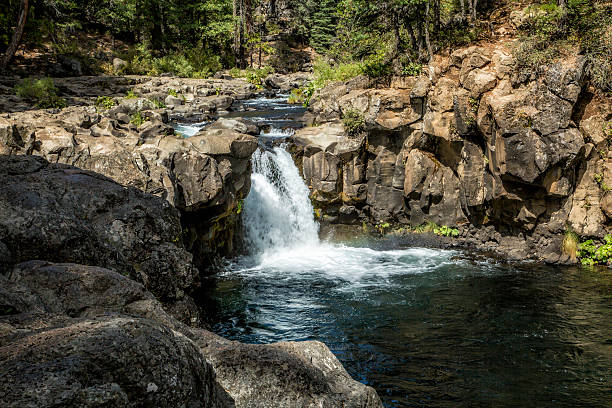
{"left": 310, "top": 0, "right": 337, "bottom": 53}
{"left": 1, "top": 0, "right": 29, "bottom": 71}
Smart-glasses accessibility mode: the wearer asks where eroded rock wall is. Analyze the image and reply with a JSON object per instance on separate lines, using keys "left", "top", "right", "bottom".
{"left": 293, "top": 44, "right": 612, "bottom": 262}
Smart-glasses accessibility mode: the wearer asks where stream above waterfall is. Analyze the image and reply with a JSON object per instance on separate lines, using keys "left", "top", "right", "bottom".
{"left": 200, "top": 94, "right": 612, "bottom": 408}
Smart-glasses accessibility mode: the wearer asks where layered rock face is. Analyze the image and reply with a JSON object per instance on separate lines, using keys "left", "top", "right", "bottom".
{"left": 0, "top": 156, "right": 382, "bottom": 407}
{"left": 0, "top": 76, "right": 259, "bottom": 271}
{"left": 293, "top": 44, "right": 612, "bottom": 262}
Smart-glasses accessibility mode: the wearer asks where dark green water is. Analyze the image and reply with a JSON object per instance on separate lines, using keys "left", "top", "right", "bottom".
{"left": 205, "top": 242, "right": 612, "bottom": 407}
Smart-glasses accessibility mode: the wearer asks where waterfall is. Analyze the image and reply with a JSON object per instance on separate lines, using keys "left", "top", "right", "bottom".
{"left": 242, "top": 146, "right": 320, "bottom": 254}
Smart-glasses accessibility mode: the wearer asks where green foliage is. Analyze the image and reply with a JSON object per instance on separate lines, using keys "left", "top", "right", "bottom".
{"left": 124, "top": 90, "right": 138, "bottom": 99}
{"left": 375, "top": 222, "right": 391, "bottom": 234}
{"left": 362, "top": 51, "right": 392, "bottom": 78}
{"left": 95, "top": 96, "right": 116, "bottom": 110}
{"left": 342, "top": 109, "right": 365, "bottom": 135}
{"left": 562, "top": 228, "right": 580, "bottom": 261}
{"left": 130, "top": 111, "right": 147, "bottom": 127}
{"left": 294, "top": 59, "right": 363, "bottom": 106}
{"left": 15, "top": 78, "right": 66, "bottom": 109}
{"left": 402, "top": 62, "right": 422, "bottom": 77}
{"left": 433, "top": 225, "right": 460, "bottom": 237}
{"left": 310, "top": 0, "right": 338, "bottom": 53}
{"left": 594, "top": 173, "right": 610, "bottom": 192}
{"left": 149, "top": 98, "right": 166, "bottom": 109}
{"left": 125, "top": 43, "right": 221, "bottom": 78}
{"left": 167, "top": 89, "right": 179, "bottom": 97}
{"left": 578, "top": 235, "right": 612, "bottom": 266}
{"left": 514, "top": 0, "right": 612, "bottom": 92}
{"left": 413, "top": 221, "right": 440, "bottom": 234}
{"left": 236, "top": 200, "right": 243, "bottom": 214}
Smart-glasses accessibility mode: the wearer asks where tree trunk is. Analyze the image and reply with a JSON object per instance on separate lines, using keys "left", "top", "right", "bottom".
{"left": 406, "top": 22, "right": 417, "bottom": 51}
{"left": 471, "top": 0, "right": 478, "bottom": 21}
{"left": 270, "top": 0, "right": 276, "bottom": 17}
{"left": 1, "top": 0, "right": 29, "bottom": 72}
{"left": 233, "top": 0, "right": 242, "bottom": 67}
{"left": 424, "top": 0, "right": 433, "bottom": 63}
{"left": 460, "top": 0, "right": 466, "bottom": 21}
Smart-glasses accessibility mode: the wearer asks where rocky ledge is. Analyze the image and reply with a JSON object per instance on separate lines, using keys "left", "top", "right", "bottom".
{"left": 0, "top": 76, "right": 265, "bottom": 272}
{"left": 0, "top": 155, "right": 382, "bottom": 407}
{"left": 291, "top": 43, "right": 612, "bottom": 263}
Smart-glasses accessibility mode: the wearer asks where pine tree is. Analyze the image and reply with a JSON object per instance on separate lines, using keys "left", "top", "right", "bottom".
{"left": 309, "top": 0, "right": 337, "bottom": 53}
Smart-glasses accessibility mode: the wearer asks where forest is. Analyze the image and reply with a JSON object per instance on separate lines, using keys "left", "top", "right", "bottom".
{"left": 1, "top": 0, "right": 610, "bottom": 92}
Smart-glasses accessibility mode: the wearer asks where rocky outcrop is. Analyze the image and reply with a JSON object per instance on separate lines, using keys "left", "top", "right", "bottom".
{"left": 0, "top": 155, "right": 202, "bottom": 324}
{"left": 0, "top": 260, "right": 382, "bottom": 407}
{"left": 0, "top": 77, "right": 260, "bottom": 271}
{"left": 292, "top": 44, "right": 612, "bottom": 262}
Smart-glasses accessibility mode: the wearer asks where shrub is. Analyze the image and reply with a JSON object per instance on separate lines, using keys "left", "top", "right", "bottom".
{"left": 342, "top": 108, "right": 365, "bottom": 135}
{"left": 362, "top": 51, "right": 392, "bottom": 78}
{"left": 433, "top": 225, "right": 460, "bottom": 238}
{"left": 149, "top": 98, "right": 166, "bottom": 109}
{"left": 167, "top": 88, "right": 179, "bottom": 97}
{"left": 402, "top": 62, "right": 422, "bottom": 77}
{"left": 124, "top": 90, "right": 138, "bottom": 99}
{"left": 562, "top": 228, "right": 580, "bottom": 261}
{"left": 95, "top": 96, "right": 116, "bottom": 110}
{"left": 296, "top": 59, "right": 363, "bottom": 107}
{"left": 578, "top": 235, "right": 612, "bottom": 266}
{"left": 125, "top": 43, "right": 221, "bottom": 78}
{"left": 15, "top": 78, "right": 66, "bottom": 109}
{"left": 130, "top": 111, "right": 147, "bottom": 127}
{"left": 413, "top": 221, "right": 440, "bottom": 234}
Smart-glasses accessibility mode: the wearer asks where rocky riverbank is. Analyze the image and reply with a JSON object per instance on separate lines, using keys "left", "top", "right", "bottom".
{"left": 290, "top": 43, "right": 612, "bottom": 264}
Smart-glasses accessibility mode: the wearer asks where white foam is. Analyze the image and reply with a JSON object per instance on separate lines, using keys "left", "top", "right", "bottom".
{"left": 233, "top": 145, "right": 457, "bottom": 284}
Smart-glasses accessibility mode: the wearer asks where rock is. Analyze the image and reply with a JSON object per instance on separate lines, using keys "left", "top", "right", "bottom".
{"left": 113, "top": 57, "right": 128, "bottom": 73}
{"left": 0, "top": 155, "right": 200, "bottom": 324}
{"left": 208, "top": 117, "right": 259, "bottom": 135}
{"left": 197, "top": 332, "right": 383, "bottom": 408}
{"left": 0, "top": 315, "right": 221, "bottom": 408}
{"left": 164, "top": 95, "right": 184, "bottom": 107}
{"left": 601, "top": 192, "right": 612, "bottom": 219}
{"left": 461, "top": 68, "right": 497, "bottom": 97}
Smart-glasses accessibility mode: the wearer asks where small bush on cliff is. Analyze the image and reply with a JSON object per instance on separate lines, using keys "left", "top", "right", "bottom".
{"left": 130, "top": 111, "right": 147, "bottom": 127}
{"left": 434, "top": 225, "right": 460, "bottom": 238}
{"left": 513, "top": 0, "right": 612, "bottom": 92}
{"left": 562, "top": 229, "right": 580, "bottom": 261}
{"left": 95, "top": 96, "right": 116, "bottom": 110}
{"left": 402, "top": 62, "right": 422, "bottom": 77}
{"left": 294, "top": 59, "right": 364, "bottom": 107}
{"left": 342, "top": 109, "right": 365, "bottom": 135}
{"left": 15, "top": 78, "right": 66, "bottom": 109}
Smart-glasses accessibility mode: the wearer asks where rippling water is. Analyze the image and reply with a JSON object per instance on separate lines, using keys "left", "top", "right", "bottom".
{"left": 206, "top": 245, "right": 612, "bottom": 407}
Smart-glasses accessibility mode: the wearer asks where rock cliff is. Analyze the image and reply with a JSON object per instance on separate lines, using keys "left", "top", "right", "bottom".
{"left": 292, "top": 43, "right": 612, "bottom": 262}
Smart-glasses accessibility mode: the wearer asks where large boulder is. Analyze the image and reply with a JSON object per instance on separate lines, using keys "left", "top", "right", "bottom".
{"left": 0, "top": 155, "right": 200, "bottom": 324}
